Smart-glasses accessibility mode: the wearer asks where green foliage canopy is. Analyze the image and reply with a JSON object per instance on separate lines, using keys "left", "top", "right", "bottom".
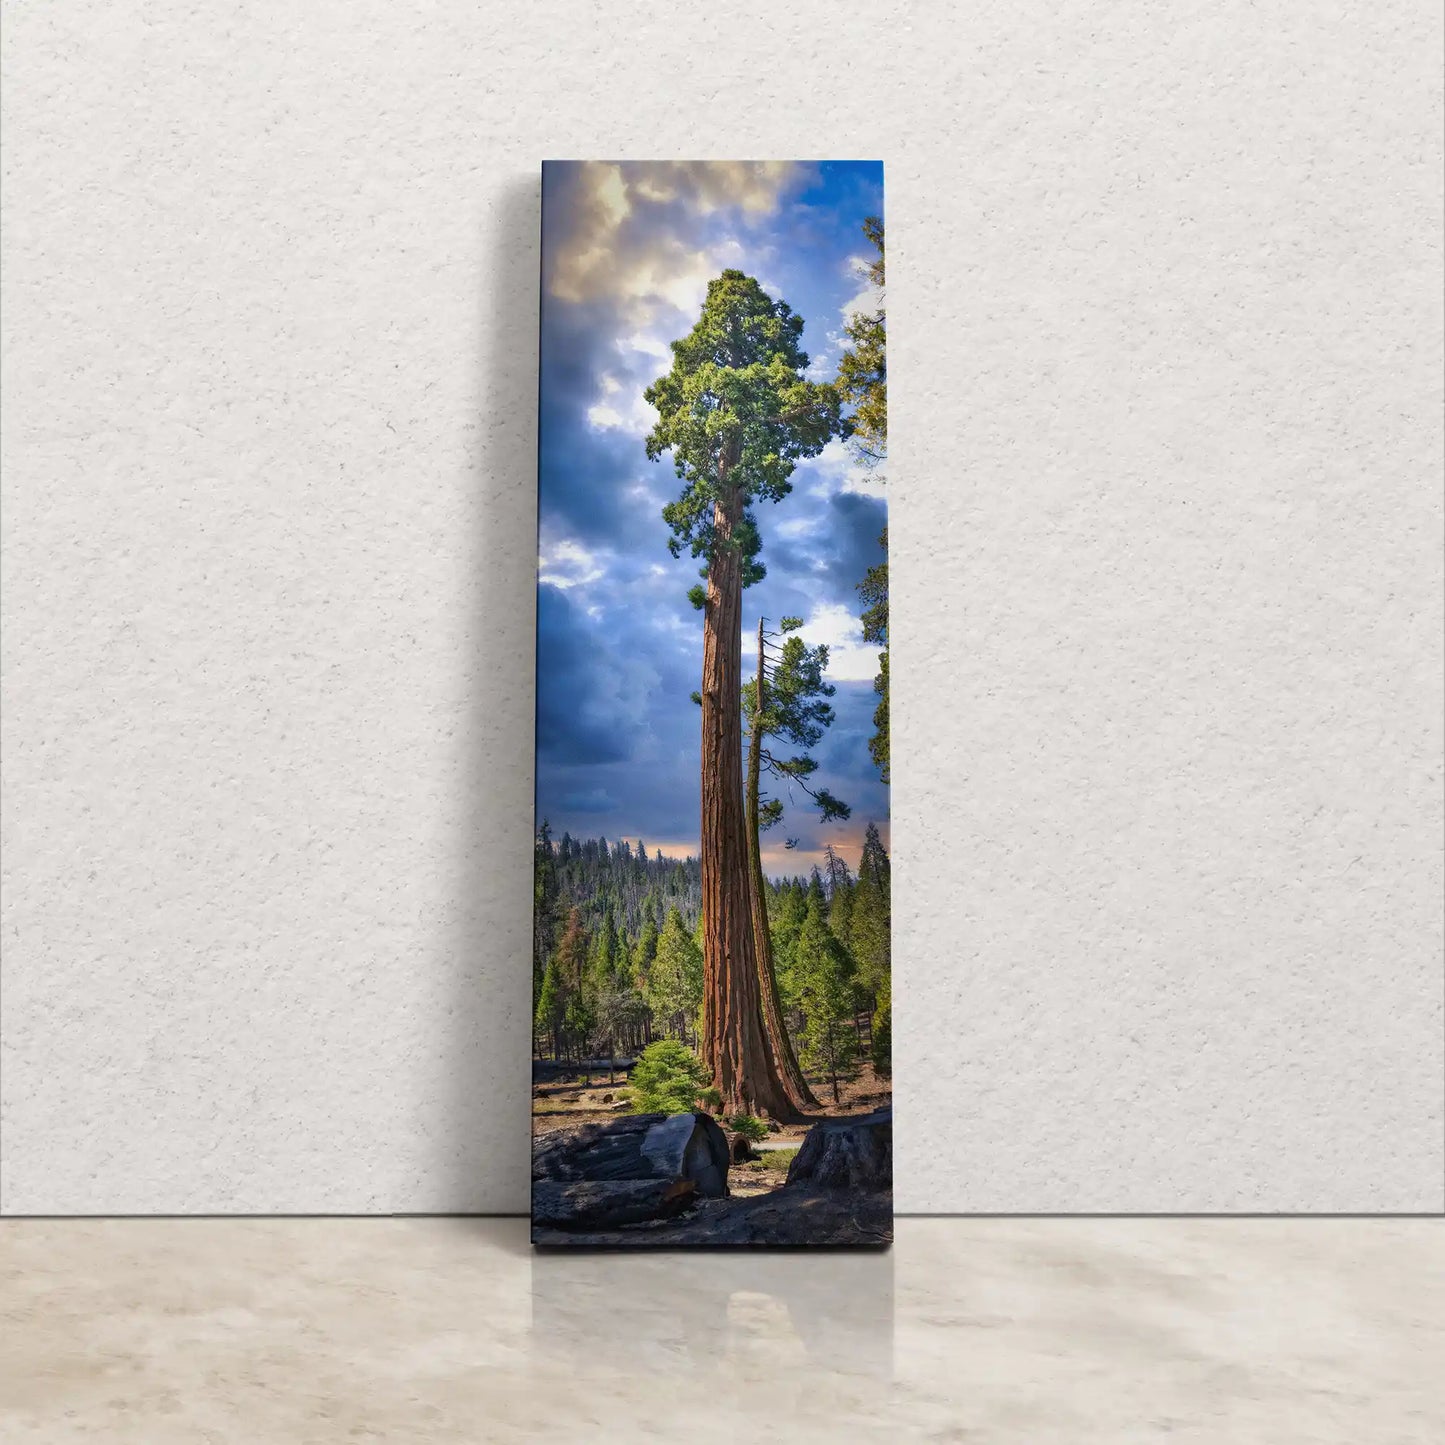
{"left": 857, "top": 534, "right": 890, "bottom": 783}
{"left": 644, "top": 908, "right": 704, "bottom": 1044}
{"left": 836, "top": 217, "right": 889, "bottom": 784}
{"left": 645, "top": 270, "right": 847, "bottom": 584}
{"left": 745, "top": 617, "right": 850, "bottom": 829}
{"left": 836, "top": 217, "right": 886, "bottom": 465}
{"left": 628, "top": 1040, "right": 714, "bottom": 1115}
{"left": 793, "top": 889, "right": 859, "bottom": 1100}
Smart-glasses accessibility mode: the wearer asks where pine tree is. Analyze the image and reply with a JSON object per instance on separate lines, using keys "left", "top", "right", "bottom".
{"left": 553, "top": 906, "right": 589, "bottom": 997}
{"left": 794, "top": 891, "right": 859, "bottom": 1104}
{"left": 533, "top": 821, "right": 561, "bottom": 992}
{"left": 769, "top": 879, "right": 809, "bottom": 1021}
{"left": 742, "top": 615, "right": 850, "bottom": 1109}
{"left": 534, "top": 956, "right": 566, "bottom": 1062}
{"left": 589, "top": 909, "right": 620, "bottom": 995}
{"left": 631, "top": 916, "right": 659, "bottom": 987}
{"left": 823, "top": 843, "right": 867, "bottom": 1043}
{"left": 870, "top": 973, "right": 892, "bottom": 1078}
{"left": 645, "top": 908, "right": 704, "bottom": 1047}
{"left": 564, "top": 988, "right": 595, "bottom": 1076}
{"left": 858, "top": 540, "right": 889, "bottom": 784}
{"left": 850, "top": 822, "right": 891, "bottom": 1001}
{"left": 646, "top": 269, "right": 847, "bottom": 1118}
{"left": 748, "top": 620, "right": 850, "bottom": 839}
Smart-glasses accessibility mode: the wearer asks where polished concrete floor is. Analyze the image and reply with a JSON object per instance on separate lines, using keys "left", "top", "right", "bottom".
{"left": 1, "top": 1218, "right": 1440, "bottom": 1442}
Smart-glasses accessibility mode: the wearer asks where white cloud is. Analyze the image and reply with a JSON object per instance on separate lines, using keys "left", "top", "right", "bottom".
{"left": 842, "top": 283, "right": 880, "bottom": 324}
{"left": 594, "top": 164, "right": 630, "bottom": 227}
{"left": 539, "top": 538, "right": 605, "bottom": 590}
{"left": 624, "top": 333, "right": 671, "bottom": 361}
{"left": 741, "top": 600, "right": 881, "bottom": 685}
{"left": 809, "top": 437, "right": 886, "bottom": 497}
{"left": 585, "top": 402, "right": 626, "bottom": 430}
{"left": 548, "top": 163, "right": 801, "bottom": 311}
{"left": 772, "top": 515, "right": 815, "bottom": 540}
{"left": 791, "top": 602, "right": 882, "bottom": 683}
{"left": 586, "top": 371, "right": 659, "bottom": 435}
{"left": 626, "top": 161, "right": 804, "bottom": 216}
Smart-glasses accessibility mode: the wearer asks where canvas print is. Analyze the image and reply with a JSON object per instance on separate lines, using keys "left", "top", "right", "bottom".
{"left": 532, "top": 162, "right": 890, "bottom": 1247}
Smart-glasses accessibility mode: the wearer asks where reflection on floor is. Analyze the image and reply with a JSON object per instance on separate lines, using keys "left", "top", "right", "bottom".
{"left": 1, "top": 1218, "right": 1440, "bottom": 1442}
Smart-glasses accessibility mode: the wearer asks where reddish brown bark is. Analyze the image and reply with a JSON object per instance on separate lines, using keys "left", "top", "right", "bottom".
{"left": 698, "top": 474, "right": 804, "bottom": 1122}
{"left": 746, "top": 617, "right": 821, "bottom": 1110}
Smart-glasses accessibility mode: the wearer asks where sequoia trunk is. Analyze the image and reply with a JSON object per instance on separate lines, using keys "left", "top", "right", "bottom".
{"left": 746, "top": 617, "right": 821, "bottom": 1110}
{"left": 699, "top": 481, "right": 801, "bottom": 1121}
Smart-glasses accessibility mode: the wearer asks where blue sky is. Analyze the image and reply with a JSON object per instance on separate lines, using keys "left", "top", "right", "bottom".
{"left": 536, "top": 161, "right": 886, "bottom": 879}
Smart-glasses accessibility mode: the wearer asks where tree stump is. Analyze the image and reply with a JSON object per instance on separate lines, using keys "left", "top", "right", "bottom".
{"left": 785, "top": 1108, "right": 892, "bottom": 1192}
{"left": 729, "top": 1132, "right": 757, "bottom": 1163}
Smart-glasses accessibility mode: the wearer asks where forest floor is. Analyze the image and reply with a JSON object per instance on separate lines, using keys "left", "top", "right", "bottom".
{"left": 531, "top": 1058, "right": 892, "bottom": 1200}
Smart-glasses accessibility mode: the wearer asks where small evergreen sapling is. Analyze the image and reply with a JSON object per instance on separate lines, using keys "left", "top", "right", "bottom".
{"left": 628, "top": 1040, "right": 714, "bottom": 1115}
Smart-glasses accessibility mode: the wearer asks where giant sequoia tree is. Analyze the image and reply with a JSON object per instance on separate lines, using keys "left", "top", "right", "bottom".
{"left": 645, "top": 271, "right": 845, "bottom": 1117}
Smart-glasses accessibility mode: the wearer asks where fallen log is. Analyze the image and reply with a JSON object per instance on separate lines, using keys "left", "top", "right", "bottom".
{"left": 532, "top": 1112, "right": 730, "bottom": 1198}
{"left": 786, "top": 1108, "right": 892, "bottom": 1192}
{"left": 729, "top": 1132, "right": 757, "bottom": 1164}
{"left": 532, "top": 1187, "right": 892, "bottom": 1247}
{"left": 532, "top": 1178, "right": 698, "bottom": 1230}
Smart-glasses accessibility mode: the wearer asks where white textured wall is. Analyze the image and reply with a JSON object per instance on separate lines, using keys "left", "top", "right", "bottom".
{"left": 2, "top": 1, "right": 1440, "bottom": 1215}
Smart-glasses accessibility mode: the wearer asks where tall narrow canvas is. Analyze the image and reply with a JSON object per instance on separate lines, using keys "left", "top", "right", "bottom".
{"left": 532, "top": 162, "right": 890, "bottom": 1247}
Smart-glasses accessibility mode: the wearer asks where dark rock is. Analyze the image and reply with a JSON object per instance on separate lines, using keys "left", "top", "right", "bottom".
{"left": 786, "top": 1109, "right": 892, "bottom": 1192}
{"left": 532, "top": 1112, "right": 730, "bottom": 1198}
{"left": 532, "top": 1178, "right": 698, "bottom": 1230}
{"left": 532, "top": 1187, "right": 891, "bottom": 1248}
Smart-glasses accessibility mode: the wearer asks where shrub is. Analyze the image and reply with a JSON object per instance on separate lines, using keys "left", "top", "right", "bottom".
{"left": 628, "top": 1040, "right": 713, "bottom": 1115}
{"left": 757, "top": 1147, "right": 799, "bottom": 1172}
{"left": 727, "top": 1113, "right": 769, "bottom": 1143}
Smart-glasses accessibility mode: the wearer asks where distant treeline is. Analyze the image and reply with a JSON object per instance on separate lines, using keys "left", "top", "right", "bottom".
{"left": 542, "top": 830, "right": 703, "bottom": 942}
{"left": 532, "top": 824, "right": 891, "bottom": 1101}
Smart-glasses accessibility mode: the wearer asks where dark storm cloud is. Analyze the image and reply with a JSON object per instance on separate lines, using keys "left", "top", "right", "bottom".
{"left": 560, "top": 787, "right": 617, "bottom": 813}
{"left": 537, "top": 305, "right": 661, "bottom": 548}
{"left": 822, "top": 493, "right": 888, "bottom": 593}
{"left": 769, "top": 491, "right": 887, "bottom": 599}
{"left": 536, "top": 584, "right": 652, "bottom": 766}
